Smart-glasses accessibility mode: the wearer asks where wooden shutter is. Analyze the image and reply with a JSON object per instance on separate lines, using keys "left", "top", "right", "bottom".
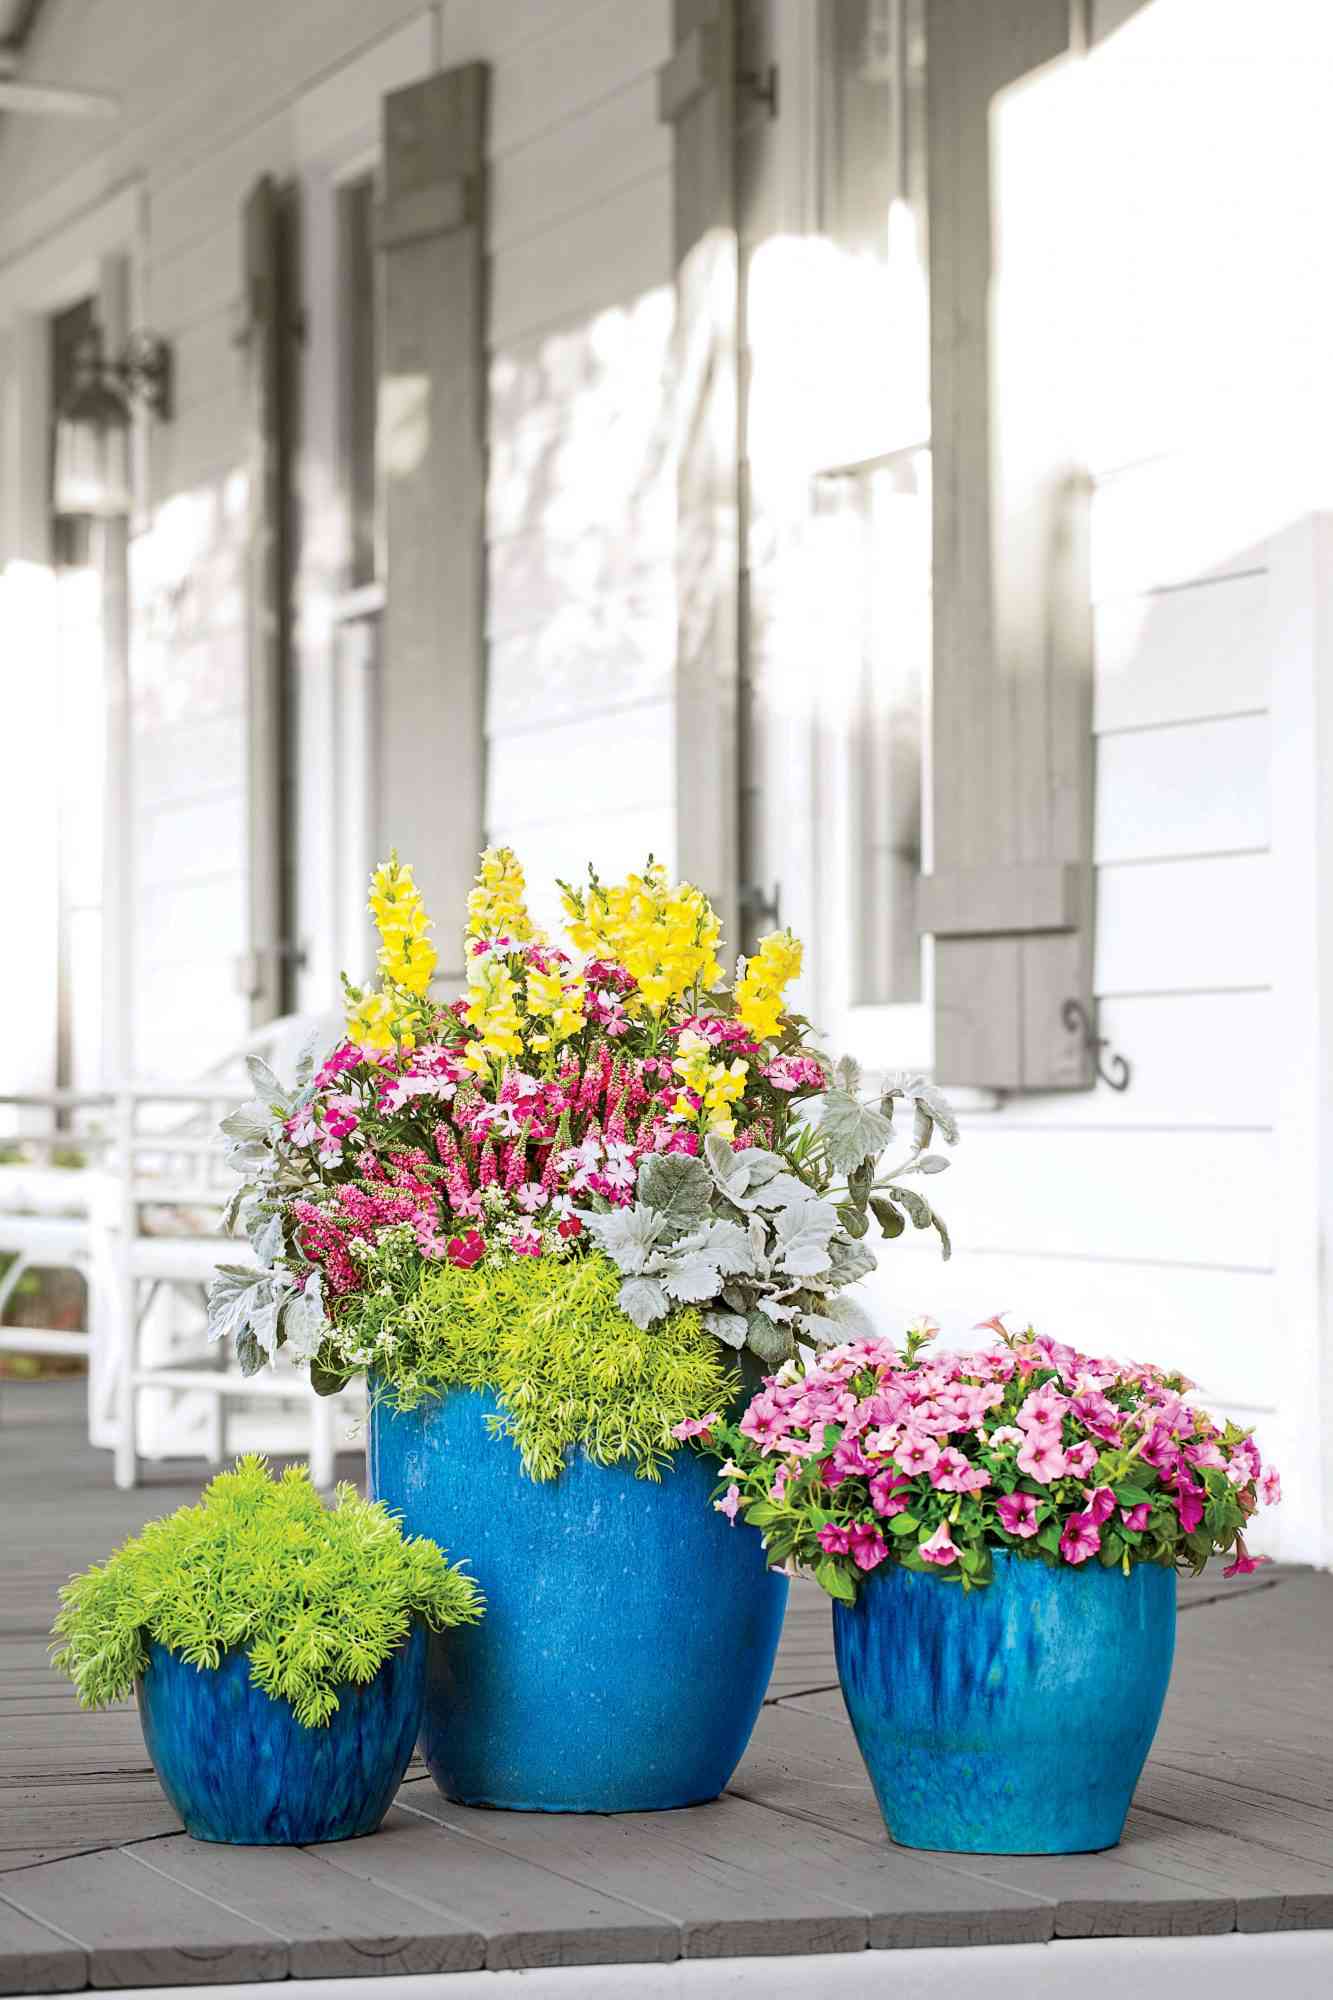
{"left": 659, "top": 2, "right": 741, "bottom": 944}
{"left": 240, "top": 174, "right": 295, "bottom": 1027}
{"left": 377, "top": 64, "right": 487, "bottom": 982}
{"left": 917, "top": 0, "right": 1093, "bottom": 1089}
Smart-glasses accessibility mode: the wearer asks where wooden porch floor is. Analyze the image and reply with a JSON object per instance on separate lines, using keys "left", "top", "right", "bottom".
{"left": 3, "top": 1379, "right": 1332, "bottom": 1990}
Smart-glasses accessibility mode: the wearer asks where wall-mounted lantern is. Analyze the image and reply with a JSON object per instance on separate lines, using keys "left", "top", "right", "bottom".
{"left": 53, "top": 323, "right": 172, "bottom": 519}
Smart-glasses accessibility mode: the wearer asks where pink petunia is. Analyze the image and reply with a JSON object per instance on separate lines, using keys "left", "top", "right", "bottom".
{"left": 988, "top": 1425, "right": 1025, "bottom": 1450}
{"left": 1120, "top": 1503, "right": 1152, "bottom": 1532}
{"left": 1173, "top": 1476, "right": 1205, "bottom": 1534}
{"left": 1084, "top": 1486, "right": 1117, "bottom": 1525}
{"left": 1016, "top": 1427, "right": 1067, "bottom": 1484}
{"left": 817, "top": 1522, "right": 852, "bottom": 1555}
{"left": 918, "top": 1522, "right": 961, "bottom": 1566}
{"left": 714, "top": 1484, "right": 742, "bottom": 1524}
{"left": 868, "top": 1467, "right": 914, "bottom": 1517}
{"left": 1260, "top": 1465, "right": 1282, "bottom": 1507}
{"left": 895, "top": 1430, "right": 941, "bottom": 1476}
{"left": 848, "top": 1523, "right": 889, "bottom": 1572}
{"left": 1222, "top": 1536, "right": 1270, "bottom": 1577}
{"left": 996, "top": 1492, "right": 1040, "bottom": 1539}
{"left": 929, "top": 1447, "right": 974, "bottom": 1492}
{"left": 670, "top": 1413, "right": 720, "bottom": 1442}
{"left": 1059, "top": 1512, "right": 1101, "bottom": 1565}
{"left": 1063, "top": 1440, "right": 1100, "bottom": 1477}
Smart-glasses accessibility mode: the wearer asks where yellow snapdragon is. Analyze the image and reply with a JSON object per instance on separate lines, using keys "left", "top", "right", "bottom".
{"left": 346, "top": 853, "right": 436, "bottom": 1044}
{"left": 345, "top": 989, "right": 398, "bottom": 1052}
{"left": 463, "top": 953, "right": 525, "bottom": 1069}
{"left": 734, "top": 928, "right": 803, "bottom": 1043}
{"left": 671, "top": 1028, "right": 749, "bottom": 1137}
{"left": 468, "top": 846, "right": 542, "bottom": 944}
{"left": 525, "top": 962, "right": 587, "bottom": 1053}
{"left": 560, "top": 861, "right": 722, "bottom": 1014}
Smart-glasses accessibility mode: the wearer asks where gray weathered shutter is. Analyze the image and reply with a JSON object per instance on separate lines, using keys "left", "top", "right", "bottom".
{"left": 659, "top": 2, "right": 740, "bottom": 943}
{"left": 917, "top": 0, "right": 1093, "bottom": 1089}
{"left": 377, "top": 64, "right": 487, "bottom": 981}
{"left": 240, "top": 174, "right": 294, "bottom": 1027}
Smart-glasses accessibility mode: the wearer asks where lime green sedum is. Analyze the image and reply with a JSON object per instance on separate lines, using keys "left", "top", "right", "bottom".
{"left": 51, "top": 1456, "right": 483, "bottom": 1726}
{"left": 349, "top": 1251, "right": 739, "bottom": 1481}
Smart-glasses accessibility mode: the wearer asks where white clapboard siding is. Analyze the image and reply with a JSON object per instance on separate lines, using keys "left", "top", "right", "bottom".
{"left": 1094, "top": 714, "right": 1270, "bottom": 864}
{"left": 491, "top": 176, "right": 672, "bottom": 349}
{"left": 971, "top": 989, "right": 1274, "bottom": 1132}
{"left": 898, "top": 1127, "right": 1273, "bottom": 1271}
{"left": 488, "top": 0, "right": 669, "bottom": 157}
{"left": 1093, "top": 569, "right": 1270, "bottom": 732}
{"left": 491, "top": 74, "right": 668, "bottom": 254}
{"left": 487, "top": 702, "right": 675, "bottom": 832}
{"left": 1094, "top": 852, "right": 1271, "bottom": 996}
{"left": 1091, "top": 452, "right": 1294, "bottom": 601}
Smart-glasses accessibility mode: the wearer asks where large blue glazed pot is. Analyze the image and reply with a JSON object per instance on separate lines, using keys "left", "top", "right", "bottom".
{"left": 368, "top": 1385, "right": 788, "bottom": 1812}
{"left": 833, "top": 1553, "right": 1176, "bottom": 1854}
{"left": 136, "top": 1623, "right": 426, "bottom": 1844}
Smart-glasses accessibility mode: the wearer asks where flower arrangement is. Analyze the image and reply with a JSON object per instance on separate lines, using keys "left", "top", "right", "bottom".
{"left": 52, "top": 1457, "right": 483, "bottom": 1726}
{"left": 701, "top": 1315, "right": 1280, "bottom": 1602}
{"left": 206, "top": 847, "right": 955, "bottom": 1466}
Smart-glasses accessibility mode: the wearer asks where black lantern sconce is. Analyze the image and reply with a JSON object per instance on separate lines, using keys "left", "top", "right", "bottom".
{"left": 53, "top": 322, "right": 172, "bottom": 519}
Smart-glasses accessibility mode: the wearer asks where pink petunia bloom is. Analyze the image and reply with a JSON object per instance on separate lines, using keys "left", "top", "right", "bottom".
{"left": 1173, "top": 1476, "right": 1205, "bottom": 1534}
{"left": 1017, "top": 1427, "right": 1067, "bottom": 1484}
{"left": 817, "top": 1523, "right": 852, "bottom": 1555}
{"left": 868, "top": 1468, "right": 913, "bottom": 1517}
{"left": 1084, "top": 1486, "right": 1117, "bottom": 1525}
{"left": 930, "top": 1447, "right": 975, "bottom": 1493}
{"left": 1222, "top": 1536, "right": 1270, "bottom": 1577}
{"left": 824, "top": 1436, "right": 873, "bottom": 1488}
{"left": 714, "top": 1485, "right": 742, "bottom": 1524}
{"left": 670, "top": 1413, "right": 720, "bottom": 1442}
{"left": 1120, "top": 1502, "right": 1152, "bottom": 1531}
{"left": 848, "top": 1523, "right": 889, "bottom": 1572}
{"left": 895, "top": 1430, "right": 941, "bottom": 1476}
{"left": 1260, "top": 1465, "right": 1282, "bottom": 1507}
{"left": 739, "top": 1399, "right": 789, "bottom": 1455}
{"left": 1017, "top": 1385, "right": 1070, "bottom": 1433}
{"left": 918, "top": 1522, "right": 961, "bottom": 1566}
{"left": 772, "top": 1459, "right": 797, "bottom": 1501}
{"left": 988, "top": 1425, "right": 1025, "bottom": 1450}
{"left": 996, "top": 1492, "right": 1040, "bottom": 1539}
{"left": 1063, "top": 1440, "right": 1100, "bottom": 1477}
{"left": 1059, "top": 1512, "right": 1102, "bottom": 1565}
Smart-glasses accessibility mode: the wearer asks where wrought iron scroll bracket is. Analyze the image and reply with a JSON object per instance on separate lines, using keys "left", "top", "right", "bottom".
{"left": 1061, "top": 999, "right": 1131, "bottom": 1093}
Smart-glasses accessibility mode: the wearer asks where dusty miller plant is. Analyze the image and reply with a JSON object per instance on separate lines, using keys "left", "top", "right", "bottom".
{"left": 577, "top": 1063, "right": 957, "bottom": 1367}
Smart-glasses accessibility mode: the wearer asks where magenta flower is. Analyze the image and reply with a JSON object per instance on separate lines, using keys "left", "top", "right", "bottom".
{"left": 1223, "top": 1536, "right": 1269, "bottom": 1577}
{"left": 1260, "top": 1465, "right": 1282, "bottom": 1507}
{"left": 714, "top": 1484, "right": 741, "bottom": 1524}
{"left": 918, "top": 1522, "right": 960, "bottom": 1566}
{"left": 817, "top": 1522, "right": 852, "bottom": 1555}
{"left": 848, "top": 1523, "right": 889, "bottom": 1572}
{"left": 929, "top": 1446, "right": 973, "bottom": 1492}
{"left": 1120, "top": 1502, "right": 1152, "bottom": 1532}
{"left": 868, "top": 1467, "right": 913, "bottom": 1517}
{"left": 824, "top": 1436, "right": 872, "bottom": 1487}
{"left": 1016, "top": 1427, "right": 1067, "bottom": 1484}
{"left": 1063, "top": 1440, "right": 1099, "bottom": 1477}
{"left": 1084, "top": 1486, "right": 1116, "bottom": 1525}
{"left": 446, "top": 1229, "right": 486, "bottom": 1269}
{"left": 670, "top": 1413, "right": 720, "bottom": 1442}
{"left": 996, "top": 1492, "right": 1039, "bottom": 1539}
{"left": 1059, "top": 1512, "right": 1101, "bottom": 1565}
{"left": 1172, "top": 1476, "right": 1205, "bottom": 1534}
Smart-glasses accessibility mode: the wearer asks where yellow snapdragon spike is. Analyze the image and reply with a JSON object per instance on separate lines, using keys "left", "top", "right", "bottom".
{"left": 345, "top": 989, "right": 398, "bottom": 1051}
{"left": 561, "top": 860, "right": 723, "bottom": 1013}
{"left": 735, "top": 927, "right": 802, "bottom": 1043}
{"left": 467, "top": 845, "right": 542, "bottom": 944}
{"left": 464, "top": 955, "right": 525, "bottom": 1060}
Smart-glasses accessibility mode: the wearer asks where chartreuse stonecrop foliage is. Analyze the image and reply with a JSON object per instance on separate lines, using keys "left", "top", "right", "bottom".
{"left": 325, "top": 1239, "right": 737, "bottom": 1481}
{"left": 51, "top": 1457, "right": 482, "bottom": 1727}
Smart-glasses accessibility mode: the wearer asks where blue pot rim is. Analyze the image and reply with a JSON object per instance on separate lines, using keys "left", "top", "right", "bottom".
{"left": 136, "top": 1619, "right": 423, "bottom": 1723}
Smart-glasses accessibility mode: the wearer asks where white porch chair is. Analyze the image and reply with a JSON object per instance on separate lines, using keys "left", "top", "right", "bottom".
{"left": 0, "top": 1091, "right": 113, "bottom": 1400}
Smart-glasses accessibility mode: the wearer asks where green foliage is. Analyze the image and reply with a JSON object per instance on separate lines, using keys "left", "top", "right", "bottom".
{"left": 322, "top": 1249, "right": 738, "bottom": 1482}
{"left": 51, "top": 1456, "right": 482, "bottom": 1726}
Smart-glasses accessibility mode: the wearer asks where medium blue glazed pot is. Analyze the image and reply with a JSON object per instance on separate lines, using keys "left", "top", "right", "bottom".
{"left": 136, "top": 1623, "right": 426, "bottom": 1844}
{"left": 368, "top": 1385, "right": 788, "bottom": 1812}
{"left": 833, "top": 1553, "right": 1176, "bottom": 1854}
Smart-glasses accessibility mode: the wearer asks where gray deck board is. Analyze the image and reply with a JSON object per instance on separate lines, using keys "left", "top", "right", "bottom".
{"left": 3, "top": 1378, "right": 1331, "bottom": 1986}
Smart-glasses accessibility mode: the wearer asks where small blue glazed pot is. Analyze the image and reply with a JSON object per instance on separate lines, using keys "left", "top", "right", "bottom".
{"left": 833, "top": 1552, "right": 1176, "bottom": 1853}
{"left": 368, "top": 1384, "right": 787, "bottom": 1812}
{"left": 136, "top": 1622, "right": 426, "bottom": 1844}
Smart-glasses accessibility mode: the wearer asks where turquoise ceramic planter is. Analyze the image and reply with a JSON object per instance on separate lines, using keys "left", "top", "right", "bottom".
{"left": 136, "top": 1624, "right": 426, "bottom": 1844}
{"left": 833, "top": 1553, "right": 1176, "bottom": 1853}
{"left": 368, "top": 1384, "right": 787, "bottom": 1812}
